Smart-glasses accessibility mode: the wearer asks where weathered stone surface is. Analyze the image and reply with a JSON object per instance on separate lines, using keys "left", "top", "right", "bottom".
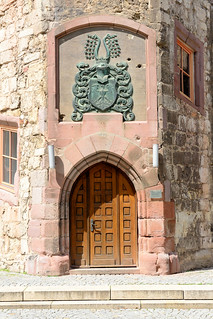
{"left": 0, "top": 0, "right": 211, "bottom": 275}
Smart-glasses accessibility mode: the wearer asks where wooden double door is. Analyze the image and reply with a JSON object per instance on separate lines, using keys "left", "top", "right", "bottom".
{"left": 70, "top": 163, "right": 137, "bottom": 268}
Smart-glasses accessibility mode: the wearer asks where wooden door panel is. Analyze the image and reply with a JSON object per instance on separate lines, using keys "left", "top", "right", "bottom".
{"left": 119, "top": 172, "right": 137, "bottom": 266}
{"left": 70, "top": 163, "right": 137, "bottom": 268}
{"left": 70, "top": 175, "right": 87, "bottom": 266}
{"left": 89, "top": 163, "right": 118, "bottom": 266}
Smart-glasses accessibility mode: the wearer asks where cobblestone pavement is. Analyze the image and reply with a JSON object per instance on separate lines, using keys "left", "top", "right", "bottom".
{"left": 1, "top": 268, "right": 213, "bottom": 318}
{"left": 0, "top": 267, "right": 213, "bottom": 286}
{"left": 0, "top": 309, "right": 213, "bottom": 319}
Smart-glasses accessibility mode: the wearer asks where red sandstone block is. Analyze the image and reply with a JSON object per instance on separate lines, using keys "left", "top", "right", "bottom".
{"left": 147, "top": 201, "right": 164, "bottom": 218}
{"left": 41, "top": 220, "right": 59, "bottom": 237}
{"left": 64, "top": 143, "right": 83, "bottom": 166}
{"left": 110, "top": 135, "right": 129, "bottom": 157}
{"left": 114, "top": 16, "right": 139, "bottom": 33}
{"left": 88, "top": 15, "right": 116, "bottom": 26}
{"left": 138, "top": 219, "right": 147, "bottom": 236}
{"left": 44, "top": 188, "right": 60, "bottom": 204}
{"left": 136, "top": 190, "right": 146, "bottom": 202}
{"left": 25, "top": 256, "right": 37, "bottom": 275}
{"left": 164, "top": 201, "right": 175, "bottom": 219}
{"left": 165, "top": 238, "right": 175, "bottom": 253}
{"left": 43, "top": 204, "right": 59, "bottom": 220}
{"left": 166, "top": 220, "right": 176, "bottom": 236}
{"left": 30, "top": 238, "right": 45, "bottom": 254}
{"left": 137, "top": 201, "right": 147, "bottom": 219}
{"left": 146, "top": 219, "right": 165, "bottom": 237}
{"left": 91, "top": 133, "right": 114, "bottom": 152}
{"left": 47, "top": 65, "right": 56, "bottom": 94}
{"left": 30, "top": 204, "right": 45, "bottom": 219}
{"left": 141, "top": 237, "right": 175, "bottom": 254}
{"left": 28, "top": 220, "right": 41, "bottom": 238}
{"left": 170, "top": 254, "right": 180, "bottom": 274}
{"left": 37, "top": 255, "right": 51, "bottom": 275}
{"left": 139, "top": 252, "right": 157, "bottom": 275}
{"left": 157, "top": 253, "right": 170, "bottom": 275}
{"left": 42, "top": 237, "right": 60, "bottom": 255}
{"left": 138, "top": 23, "right": 156, "bottom": 39}
{"left": 82, "top": 113, "right": 123, "bottom": 137}
{"left": 47, "top": 30, "right": 56, "bottom": 66}
{"left": 123, "top": 142, "right": 143, "bottom": 166}
{"left": 142, "top": 168, "right": 160, "bottom": 189}
{"left": 51, "top": 255, "right": 70, "bottom": 275}
{"left": 37, "top": 255, "right": 69, "bottom": 276}
{"left": 75, "top": 136, "right": 96, "bottom": 157}
{"left": 143, "top": 237, "right": 165, "bottom": 253}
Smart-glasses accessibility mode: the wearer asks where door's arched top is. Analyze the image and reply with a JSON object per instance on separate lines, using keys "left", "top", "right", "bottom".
{"left": 61, "top": 150, "right": 142, "bottom": 197}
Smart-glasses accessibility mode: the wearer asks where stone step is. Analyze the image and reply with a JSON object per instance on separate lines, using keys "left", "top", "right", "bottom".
{"left": 1, "top": 300, "right": 213, "bottom": 310}
{"left": 1, "top": 285, "right": 213, "bottom": 309}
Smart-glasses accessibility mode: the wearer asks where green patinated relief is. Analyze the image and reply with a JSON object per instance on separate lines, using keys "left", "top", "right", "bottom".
{"left": 72, "top": 34, "right": 134, "bottom": 121}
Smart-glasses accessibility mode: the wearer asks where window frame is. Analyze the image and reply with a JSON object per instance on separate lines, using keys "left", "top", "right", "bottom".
{"left": 0, "top": 125, "right": 18, "bottom": 192}
{"left": 174, "top": 20, "right": 204, "bottom": 114}
{"left": 177, "top": 38, "right": 194, "bottom": 102}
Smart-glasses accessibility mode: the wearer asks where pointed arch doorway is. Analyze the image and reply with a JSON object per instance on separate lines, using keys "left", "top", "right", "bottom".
{"left": 70, "top": 162, "right": 137, "bottom": 268}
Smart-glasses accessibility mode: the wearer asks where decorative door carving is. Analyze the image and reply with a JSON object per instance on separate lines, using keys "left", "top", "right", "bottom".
{"left": 70, "top": 163, "right": 137, "bottom": 267}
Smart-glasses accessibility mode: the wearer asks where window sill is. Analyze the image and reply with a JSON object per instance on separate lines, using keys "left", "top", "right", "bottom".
{"left": 0, "top": 186, "right": 18, "bottom": 206}
{"left": 174, "top": 87, "right": 204, "bottom": 115}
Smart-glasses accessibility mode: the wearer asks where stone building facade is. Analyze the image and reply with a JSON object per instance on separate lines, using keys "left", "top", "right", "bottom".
{"left": 0, "top": 0, "right": 212, "bottom": 275}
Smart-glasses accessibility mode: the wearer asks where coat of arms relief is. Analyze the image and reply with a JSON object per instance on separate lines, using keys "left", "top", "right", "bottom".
{"left": 72, "top": 34, "right": 135, "bottom": 121}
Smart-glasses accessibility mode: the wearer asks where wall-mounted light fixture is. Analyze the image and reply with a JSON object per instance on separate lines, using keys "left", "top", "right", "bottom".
{"left": 153, "top": 144, "right": 159, "bottom": 168}
{"left": 48, "top": 144, "right": 55, "bottom": 169}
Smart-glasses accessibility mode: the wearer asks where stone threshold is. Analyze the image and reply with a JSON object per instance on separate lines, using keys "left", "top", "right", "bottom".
{"left": 69, "top": 267, "right": 140, "bottom": 275}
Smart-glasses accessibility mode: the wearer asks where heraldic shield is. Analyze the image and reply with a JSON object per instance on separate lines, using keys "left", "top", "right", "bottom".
{"left": 72, "top": 34, "right": 135, "bottom": 122}
{"left": 88, "top": 78, "right": 117, "bottom": 112}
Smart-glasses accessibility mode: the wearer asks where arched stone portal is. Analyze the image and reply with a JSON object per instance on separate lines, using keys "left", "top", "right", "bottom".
{"left": 26, "top": 16, "right": 179, "bottom": 276}
{"left": 59, "top": 149, "right": 144, "bottom": 263}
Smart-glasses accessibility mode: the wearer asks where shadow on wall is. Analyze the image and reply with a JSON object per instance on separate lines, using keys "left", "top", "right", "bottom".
{"left": 55, "top": 156, "right": 65, "bottom": 187}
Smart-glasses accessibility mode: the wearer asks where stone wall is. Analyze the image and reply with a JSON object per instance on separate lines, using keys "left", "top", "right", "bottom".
{"left": 0, "top": 0, "right": 48, "bottom": 272}
{"left": 155, "top": 0, "right": 213, "bottom": 271}
{"left": 0, "top": 0, "right": 212, "bottom": 273}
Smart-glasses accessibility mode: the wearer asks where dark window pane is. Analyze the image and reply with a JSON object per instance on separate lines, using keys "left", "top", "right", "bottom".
{"left": 3, "top": 131, "right": 9, "bottom": 156}
{"left": 177, "top": 45, "right": 182, "bottom": 67}
{"left": 183, "top": 73, "right": 190, "bottom": 97}
{"left": 11, "top": 159, "right": 17, "bottom": 185}
{"left": 180, "top": 70, "right": 183, "bottom": 92}
{"left": 3, "top": 157, "right": 9, "bottom": 183}
{"left": 11, "top": 132, "right": 17, "bottom": 158}
{"left": 183, "top": 49, "right": 189, "bottom": 74}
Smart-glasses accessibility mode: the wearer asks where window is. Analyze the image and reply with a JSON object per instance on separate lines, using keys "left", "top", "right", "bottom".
{"left": 177, "top": 39, "right": 194, "bottom": 101}
{"left": 174, "top": 20, "right": 204, "bottom": 114}
{"left": 0, "top": 127, "right": 17, "bottom": 190}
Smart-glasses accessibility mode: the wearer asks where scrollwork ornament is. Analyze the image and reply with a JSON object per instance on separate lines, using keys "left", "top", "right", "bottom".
{"left": 71, "top": 34, "right": 135, "bottom": 121}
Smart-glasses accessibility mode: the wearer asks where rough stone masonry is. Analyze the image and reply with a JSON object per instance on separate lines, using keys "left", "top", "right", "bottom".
{"left": 0, "top": 0, "right": 212, "bottom": 274}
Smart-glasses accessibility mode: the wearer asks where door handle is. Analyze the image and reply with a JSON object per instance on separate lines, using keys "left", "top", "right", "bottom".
{"left": 90, "top": 219, "right": 94, "bottom": 232}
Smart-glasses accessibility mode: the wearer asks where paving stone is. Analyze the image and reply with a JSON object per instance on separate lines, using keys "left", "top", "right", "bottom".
{"left": 1, "top": 268, "right": 213, "bottom": 287}
{"left": 0, "top": 308, "right": 213, "bottom": 319}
